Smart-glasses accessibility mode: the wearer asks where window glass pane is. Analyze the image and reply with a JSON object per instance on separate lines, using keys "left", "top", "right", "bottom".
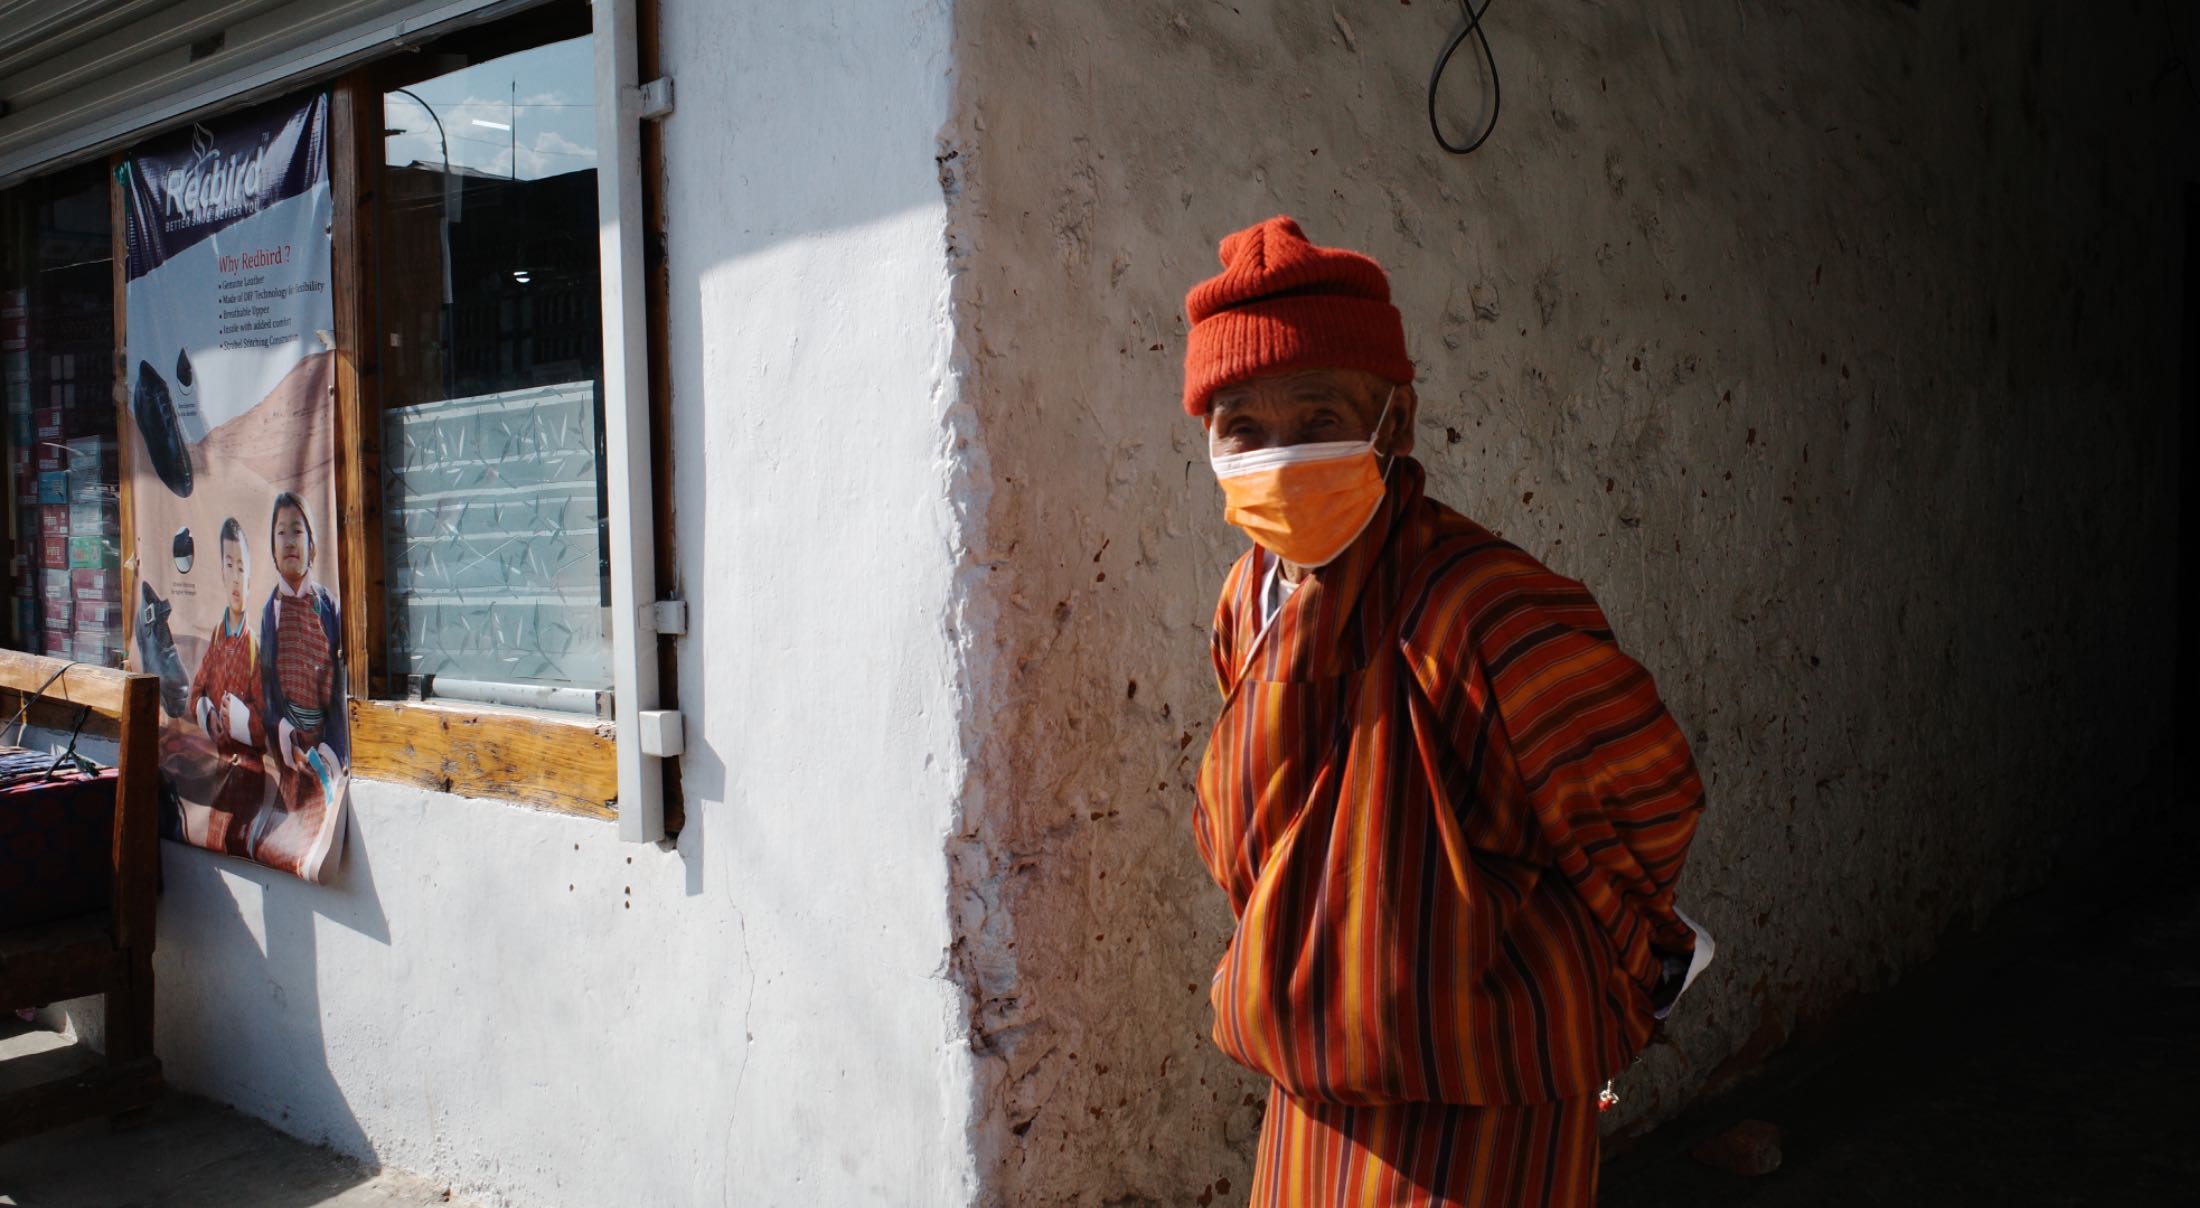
{"left": 0, "top": 165, "right": 122, "bottom": 665}
{"left": 377, "top": 31, "right": 609, "bottom": 711}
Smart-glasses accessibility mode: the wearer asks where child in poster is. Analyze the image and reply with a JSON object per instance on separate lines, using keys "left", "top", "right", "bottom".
{"left": 249, "top": 490, "right": 347, "bottom": 877}
{"left": 182, "top": 516, "right": 269, "bottom": 855}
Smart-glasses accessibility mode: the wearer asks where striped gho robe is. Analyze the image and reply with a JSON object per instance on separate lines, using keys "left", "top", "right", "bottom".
{"left": 184, "top": 611, "right": 268, "bottom": 856}
{"left": 1194, "top": 458, "right": 1706, "bottom": 1205}
{"left": 256, "top": 576, "right": 347, "bottom": 873}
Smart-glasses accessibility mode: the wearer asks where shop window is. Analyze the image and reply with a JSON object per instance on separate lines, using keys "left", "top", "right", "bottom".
{"left": 0, "top": 0, "right": 669, "bottom": 828}
{"left": 0, "top": 165, "right": 122, "bottom": 668}
{"left": 317, "top": 1, "right": 638, "bottom": 818}
{"left": 373, "top": 28, "right": 612, "bottom": 716}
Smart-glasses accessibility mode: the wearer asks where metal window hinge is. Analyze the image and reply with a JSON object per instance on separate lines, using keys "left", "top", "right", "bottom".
{"left": 632, "top": 77, "right": 674, "bottom": 120}
{"left": 637, "top": 709, "right": 685, "bottom": 757}
{"left": 651, "top": 599, "right": 687, "bottom": 636}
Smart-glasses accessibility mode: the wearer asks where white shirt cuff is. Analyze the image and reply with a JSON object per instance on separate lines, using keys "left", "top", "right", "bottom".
{"left": 1653, "top": 905, "right": 1715, "bottom": 1020}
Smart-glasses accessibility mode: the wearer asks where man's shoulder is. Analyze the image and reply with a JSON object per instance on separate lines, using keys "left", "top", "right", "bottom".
{"left": 1390, "top": 492, "right": 1619, "bottom": 699}
{"left": 1404, "top": 498, "right": 1590, "bottom": 616}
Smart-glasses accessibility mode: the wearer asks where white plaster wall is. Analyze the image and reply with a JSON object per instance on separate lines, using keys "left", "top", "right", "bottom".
{"left": 941, "top": 1, "right": 2185, "bottom": 1203}
{"left": 138, "top": 1, "right": 980, "bottom": 1205}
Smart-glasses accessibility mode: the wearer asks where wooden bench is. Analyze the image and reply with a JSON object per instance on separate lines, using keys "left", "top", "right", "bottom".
{"left": 0, "top": 649, "right": 161, "bottom": 1141}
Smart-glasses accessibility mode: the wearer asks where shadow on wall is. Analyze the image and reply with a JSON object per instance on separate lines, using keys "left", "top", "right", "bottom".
{"left": 152, "top": 806, "right": 390, "bottom": 1162}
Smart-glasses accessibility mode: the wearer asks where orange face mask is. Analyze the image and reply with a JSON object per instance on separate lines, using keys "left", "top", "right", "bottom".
{"left": 1210, "top": 390, "right": 1395, "bottom": 568}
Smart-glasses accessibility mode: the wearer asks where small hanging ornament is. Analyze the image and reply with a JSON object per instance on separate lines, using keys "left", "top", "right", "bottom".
{"left": 1597, "top": 1079, "right": 1620, "bottom": 1114}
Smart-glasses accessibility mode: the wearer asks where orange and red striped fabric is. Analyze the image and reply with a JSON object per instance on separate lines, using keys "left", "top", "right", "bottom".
{"left": 1193, "top": 458, "right": 1704, "bottom": 1199}
{"left": 1249, "top": 1085, "right": 1600, "bottom": 1207}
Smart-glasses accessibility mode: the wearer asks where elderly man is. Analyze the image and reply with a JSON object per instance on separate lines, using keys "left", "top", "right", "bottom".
{"left": 1186, "top": 217, "right": 1711, "bottom": 1206}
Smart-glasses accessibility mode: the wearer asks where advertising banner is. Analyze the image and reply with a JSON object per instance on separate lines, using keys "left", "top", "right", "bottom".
{"left": 122, "top": 92, "right": 348, "bottom": 883}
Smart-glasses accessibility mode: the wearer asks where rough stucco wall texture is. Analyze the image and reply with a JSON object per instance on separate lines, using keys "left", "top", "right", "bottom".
{"left": 945, "top": 2, "right": 2181, "bottom": 1202}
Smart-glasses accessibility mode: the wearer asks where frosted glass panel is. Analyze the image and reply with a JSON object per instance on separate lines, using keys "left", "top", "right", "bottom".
{"left": 383, "top": 380, "right": 609, "bottom": 694}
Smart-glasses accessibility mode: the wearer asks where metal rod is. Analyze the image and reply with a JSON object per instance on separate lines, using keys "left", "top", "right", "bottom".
{"left": 415, "top": 675, "right": 607, "bottom": 717}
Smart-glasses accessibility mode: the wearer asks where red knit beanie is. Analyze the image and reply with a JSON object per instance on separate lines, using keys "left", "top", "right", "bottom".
{"left": 1181, "top": 216, "right": 1413, "bottom": 416}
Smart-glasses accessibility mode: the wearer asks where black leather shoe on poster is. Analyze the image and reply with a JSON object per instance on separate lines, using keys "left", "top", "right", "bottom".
{"left": 135, "top": 581, "right": 190, "bottom": 718}
{"left": 132, "top": 360, "right": 193, "bottom": 498}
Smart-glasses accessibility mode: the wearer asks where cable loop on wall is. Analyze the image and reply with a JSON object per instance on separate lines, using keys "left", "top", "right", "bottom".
{"left": 1429, "top": 0, "right": 1500, "bottom": 155}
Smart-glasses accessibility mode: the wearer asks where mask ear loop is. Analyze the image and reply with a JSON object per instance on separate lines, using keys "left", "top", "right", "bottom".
{"left": 1371, "top": 386, "right": 1401, "bottom": 479}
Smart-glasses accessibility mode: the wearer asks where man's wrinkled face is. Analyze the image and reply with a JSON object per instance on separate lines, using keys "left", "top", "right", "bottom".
{"left": 221, "top": 537, "right": 247, "bottom": 615}
{"left": 1204, "top": 368, "right": 1416, "bottom": 460}
{"left": 273, "top": 507, "right": 312, "bottom": 584}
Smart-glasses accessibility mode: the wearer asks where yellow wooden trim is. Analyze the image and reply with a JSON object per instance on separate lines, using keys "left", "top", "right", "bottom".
{"left": 0, "top": 649, "right": 133, "bottom": 717}
{"left": 348, "top": 697, "right": 617, "bottom": 820}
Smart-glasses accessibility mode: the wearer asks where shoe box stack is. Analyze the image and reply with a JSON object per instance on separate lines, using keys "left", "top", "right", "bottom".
{"left": 4, "top": 284, "right": 124, "bottom": 667}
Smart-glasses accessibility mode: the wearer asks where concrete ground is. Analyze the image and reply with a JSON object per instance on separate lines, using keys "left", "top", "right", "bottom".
{"left": 0, "top": 1025, "right": 465, "bottom": 1208}
{"left": 1601, "top": 858, "right": 2200, "bottom": 1207}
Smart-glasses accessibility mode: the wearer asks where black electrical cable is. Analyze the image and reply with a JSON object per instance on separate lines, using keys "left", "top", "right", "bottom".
{"left": 2, "top": 659, "right": 99, "bottom": 782}
{"left": 48, "top": 704, "right": 98, "bottom": 780}
{"left": 1429, "top": 0, "right": 1500, "bottom": 155}
{"left": 7, "top": 659, "right": 80, "bottom": 746}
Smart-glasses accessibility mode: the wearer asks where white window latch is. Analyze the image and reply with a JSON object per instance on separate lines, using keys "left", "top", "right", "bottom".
{"left": 631, "top": 77, "right": 674, "bottom": 120}
{"left": 637, "top": 709, "right": 685, "bottom": 757}
{"left": 650, "top": 599, "right": 687, "bottom": 636}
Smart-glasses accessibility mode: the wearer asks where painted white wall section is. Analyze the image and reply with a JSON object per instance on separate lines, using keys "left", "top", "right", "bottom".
{"left": 138, "top": 1, "right": 980, "bottom": 1205}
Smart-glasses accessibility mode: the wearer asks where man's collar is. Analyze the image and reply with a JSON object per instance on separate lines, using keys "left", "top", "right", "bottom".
{"left": 1242, "top": 457, "right": 1426, "bottom": 680}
